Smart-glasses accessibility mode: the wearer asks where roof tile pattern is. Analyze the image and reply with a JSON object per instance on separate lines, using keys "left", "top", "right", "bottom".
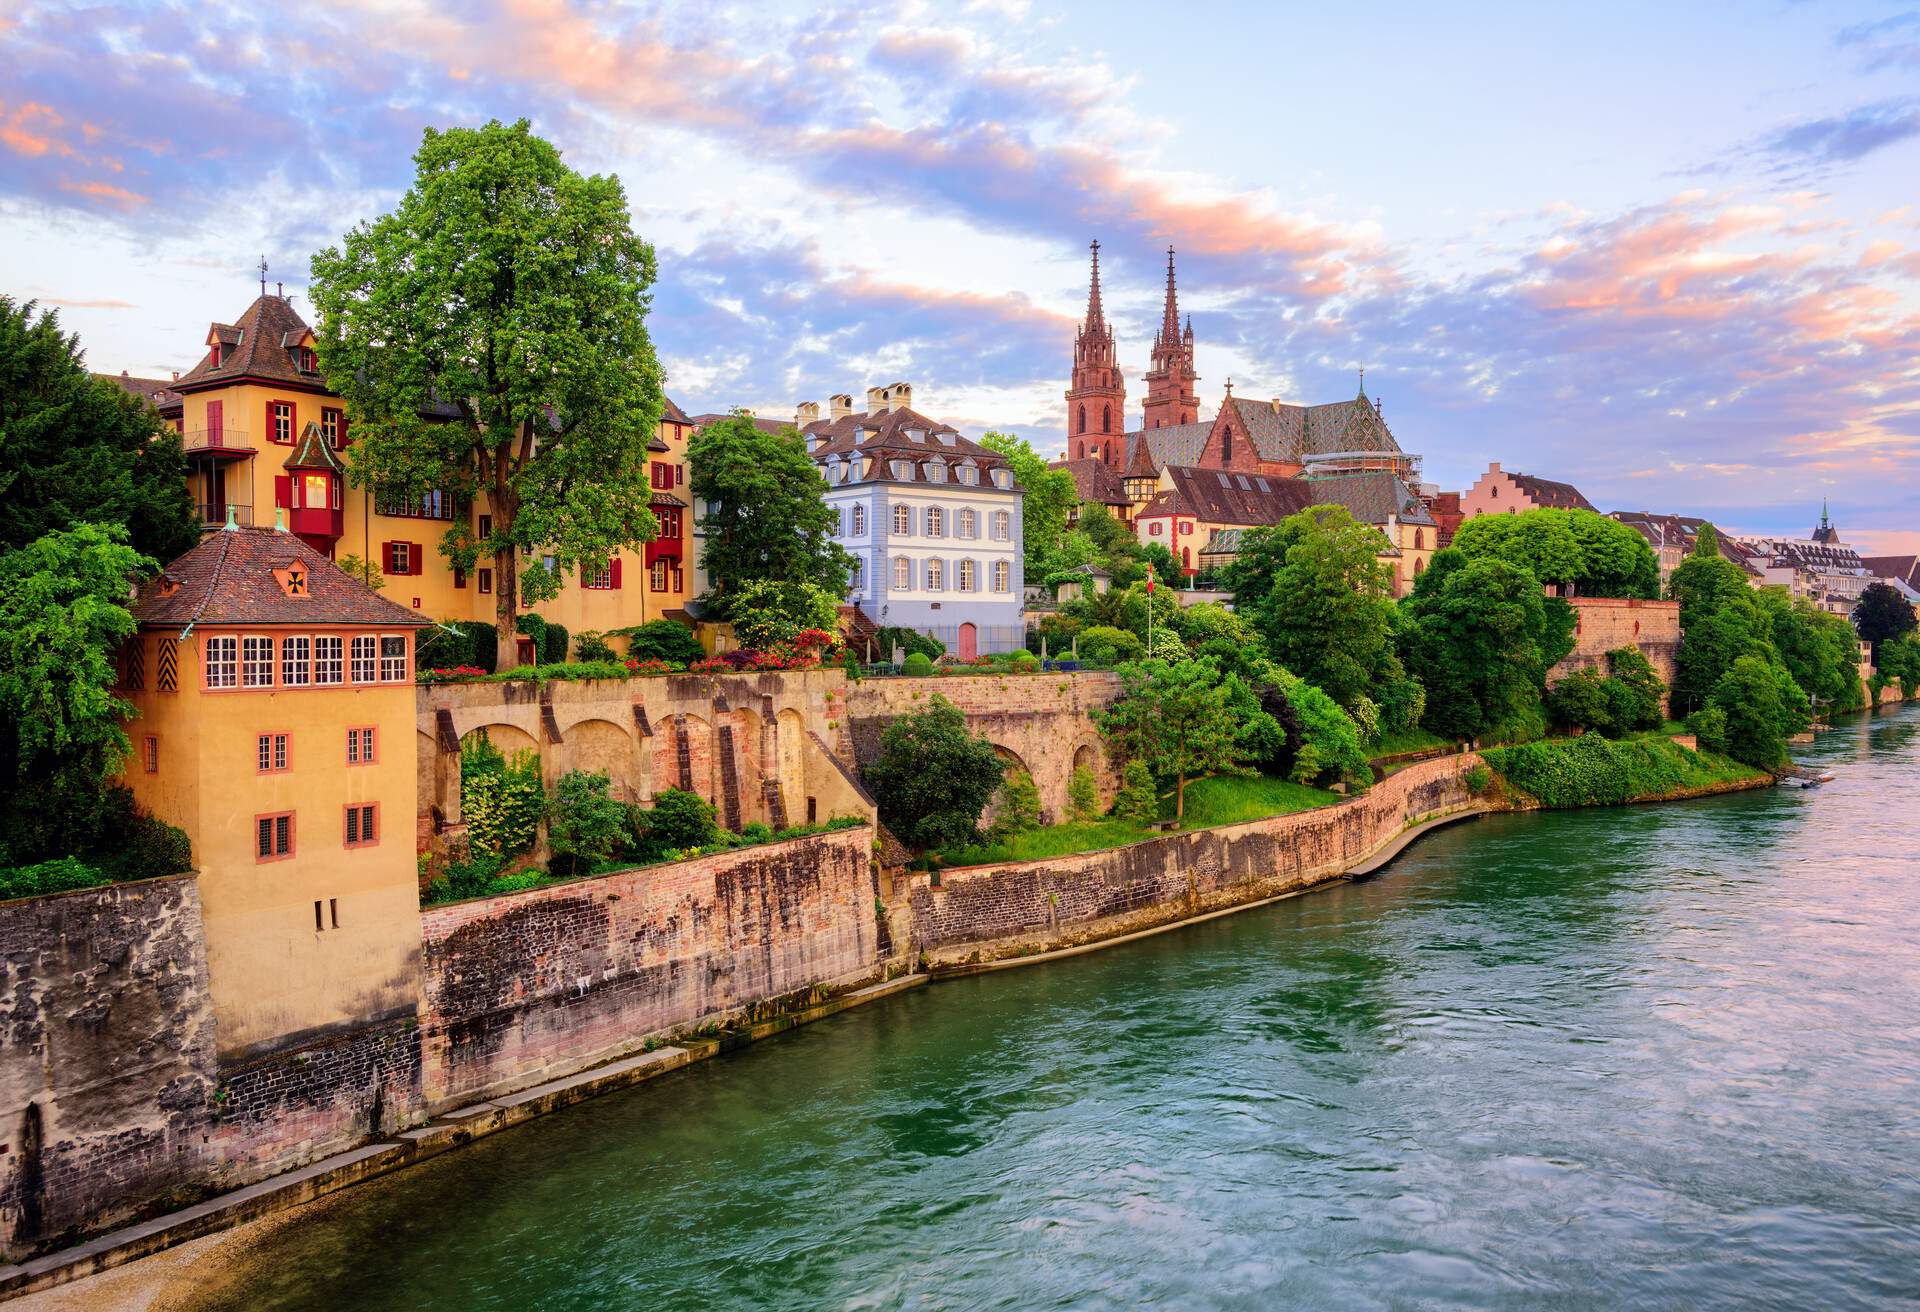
{"left": 172, "top": 294, "right": 325, "bottom": 393}
{"left": 1140, "top": 465, "right": 1313, "bottom": 526}
{"left": 1052, "top": 457, "right": 1129, "bottom": 505}
{"left": 133, "top": 526, "right": 428, "bottom": 629}
{"left": 1227, "top": 393, "right": 1404, "bottom": 466}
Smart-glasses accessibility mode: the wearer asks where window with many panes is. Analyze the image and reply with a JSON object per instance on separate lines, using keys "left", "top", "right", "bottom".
{"left": 893, "top": 505, "right": 911, "bottom": 535}
{"left": 379, "top": 635, "right": 408, "bottom": 682}
{"left": 242, "top": 636, "right": 274, "bottom": 687}
{"left": 958, "top": 509, "right": 977, "bottom": 539}
{"left": 270, "top": 402, "right": 294, "bottom": 444}
{"left": 993, "top": 560, "right": 1011, "bottom": 592}
{"left": 344, "top": 804, "right": 378, "bottom": 848}
{"left": 925, "top": 507, "right": 945, "bottom": 538}
{"left": 958, "top": 559, "right": 976, "bottom": 592}
{"left": 142, "top": 736, "right": 158, "bottom": 772}
{"left": 257, "top": 732, "right": 290, "bottom": 773}
{"left": 255, "top": 812, "right": 294, "bottom": 861}
{"left": 314, "top": 636, "right": 344, "bottom": 685}
{"left": 851, "top": 505, "right": 866, "bottom": 535}
{"left": 205, "top": 636, "right": 238, "bottom": 688}
{"left": 347, "top": 727, "right": 376, "bottom": 764}
{"left": 350, "top": 636, "right": 378, "bottom": 683}
{"left": 281, "top": 636, "right": 311, "bottom": 686}
{"left": 850, "top": 558, "right": 864, "bottom": 592}
{"left": 993, "top": 510, "right": 1011, "bottom": 540}
{"left": 894, "top": 557, "right": 911, "bottom": 590}
{"left": 650, "top": 559, "right": 669, "bottom": 592}
{"left": 926, "top": 559, "right": 945, "bottom": 590}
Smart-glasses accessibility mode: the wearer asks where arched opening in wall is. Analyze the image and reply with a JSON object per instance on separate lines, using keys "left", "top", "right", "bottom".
{"left": 560, "top": 718, "right": 640, "bottom": 800}
{"left": 460, "top": 723, "right": 540, "bottom": 760}
{"left": 1078, "top": 404, "right": 1087, "bottom": 434}
{"left": 776, "top": 708, "right": 807, "bottom": 827}
{"left": 982, "top": 743, "right": 1038, "bottom": 830}
{"left": 655, "top": 713, "right": 716, "bottom": 807}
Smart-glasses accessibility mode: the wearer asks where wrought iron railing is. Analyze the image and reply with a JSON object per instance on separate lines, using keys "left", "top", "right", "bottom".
{"left": 182, "top": 428, "right": 254, "bottom": 453}
{"left": 195, "top": 502, "right": 253, "bottom": 526}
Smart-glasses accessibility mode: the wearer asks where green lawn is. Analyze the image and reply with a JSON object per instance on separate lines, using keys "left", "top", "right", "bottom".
{"left": 935, "top": 772, "right": 1340, "bottom": 867}
{"left": 1365, "top": 726, "right": 1452, "bottom": 759}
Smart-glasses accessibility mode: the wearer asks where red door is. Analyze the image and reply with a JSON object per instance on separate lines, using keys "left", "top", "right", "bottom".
{"left": 206, "top": 399, "right": 224, "bottom": 447}
{"left": 958, "top": 623, "right": 978, "bottom": 660}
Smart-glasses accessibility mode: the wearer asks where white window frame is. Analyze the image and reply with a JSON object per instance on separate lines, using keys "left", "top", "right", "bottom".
{"left": 852, "top": 504, "right": 866, "bottom": 535}
{"left": 893, "top": 557, "right": 911, "bottom": 590}
{"left": 281, "top": 635, "right": 311, "bottom": 686}
{"left": 926, "top": 507, "right": 945, "bottom": 538}
{"left": 350, "top": 635, "right": 378, "bottom": 683}
{"left": 958, "top": 508, "right": 977, "bottom": 539}
{"left": 993, "top": 560, "right": 1010, "bottom": 592}
{"left": 205, "top": 635, "right": 238, "bottom": 689}
{"left": 993, "top": 510, "right": 1011, "bottom": 541}
{"left": 314, "top": 635, "right": 344, "bottom": 685}
{"left": 378, "top": 634, "right": 408, "bottom": 682}
{"left": 241, "top": 635, "right": 275, "bottom": 688}
{"left": 926, "top": 558, "right": 945, "bottom": 591}
{"left": 958, "top": 559, "right": 976, "bottom": 592}
{"left": 893, "top": 505, "right": 911, "bottom": 536}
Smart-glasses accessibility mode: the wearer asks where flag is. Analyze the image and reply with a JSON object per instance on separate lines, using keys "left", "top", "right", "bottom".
{"left": 1147, "top": 564, "right": 1155, "bottom": 595}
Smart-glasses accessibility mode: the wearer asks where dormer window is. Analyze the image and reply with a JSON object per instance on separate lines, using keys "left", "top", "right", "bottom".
{"left": 298, "top": 346, "right": 317, "bottom": 372}
{"left": 993, "top": 469, "right": 1012, "bottom": 489}
{"left": 209, "top": 344, "right": 222, "bottom": 368}
{"left": 926, "top": 463, "right": 946, "bottom": 483}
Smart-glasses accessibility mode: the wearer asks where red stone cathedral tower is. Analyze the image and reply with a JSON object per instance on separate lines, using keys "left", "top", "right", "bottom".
{"left": 1066, "top": 240, "right": 1127, "bottom": 466}
{"left": 1142, "top": 247, "right": 1198, "bottom": 430}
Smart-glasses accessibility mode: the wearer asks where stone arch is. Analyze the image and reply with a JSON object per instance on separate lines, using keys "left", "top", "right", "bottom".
{"left": 983, "top": 742, "right": 1044, "bottom": 828}
{"left": 1069, "top": 737, "right": 1110, "bottom": 815}
{"left": 559, "top": 717, "right": 641, "bottom": 800}
{"left": 775, "top": 708, "right": 807, "bottom": 826}
{"left": 461, "top": 722, "right": 540, "bottom": 760}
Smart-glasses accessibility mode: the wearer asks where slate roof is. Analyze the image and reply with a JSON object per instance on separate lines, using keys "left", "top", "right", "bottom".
{"left": 690, "top": 412, "right": 792, "bottom": 435}
{"left": 1309, "top": 472, "right": 1435, "bottom": 527}
{"left": 99, "top": 371, "right": 183, "bottom": 413}
{"left": 172, "top": 294, "right": 326, "bottom": 393}
{"left": 1506, "top": 471, "right": 1595, "bottom": 512}
{"left": 1138, "top": 465, "right": 1313, "bottom": 526}
{"left": 1119, "top": 421, "right": 1211, "bottom": 474}
{"left": 1861, "top": 555, "right": 1920, "bottom": 588}
{"left": 803, "top": 406, "right": 1018, "bottom": 491}
{"left": 132, "top": 526, "right": 428, "bottom": 629}
{"left": 1225, "top": 391, "right": 1404, "bottom": 466}
{"left": 284, "top": 421, "right": 346, "bottom": 474}
{"left": 1052, "top": 456, "right": 1129, "bottom": 506}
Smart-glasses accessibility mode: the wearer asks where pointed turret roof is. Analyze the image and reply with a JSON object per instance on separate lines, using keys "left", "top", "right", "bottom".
{"left": 1085, "top": 240, "right": 1107, "bottom": 331}
{"left": 285, "top": 420, "right": 347, "bottom": 474}
{"left": 1157, "top": 247, "right": 1180, "bottom": 347}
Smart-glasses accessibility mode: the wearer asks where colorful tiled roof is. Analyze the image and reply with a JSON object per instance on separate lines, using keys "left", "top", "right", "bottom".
{"left": 1119, "top": 421, "right": 1212, "bottom": 475}
{"left": 1141, "top": 465, "right": 1313, "bottom": 526}
{"left": 1225, "top": 391, "right": 1404, "bottom": 466}
{"left": 133, "top": 526, "right": 428, "bottom": 629}
{"left": 1309, "top": 472, "right": 1435, "bottom": 527}
{"left": 804, "top": 406, "right": 1018, "bottom": 492}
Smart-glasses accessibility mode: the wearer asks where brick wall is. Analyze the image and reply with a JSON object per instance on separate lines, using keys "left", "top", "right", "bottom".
{"left": 1547, "top": 598, "right": 1682, "bottom": 706}
{"left": 902, "top": 754, "right": 1478, "bottom": 962}
{"left": 417, "top": 825, "right": 877, "bottom": 1106}
{"left": 0, "top": 877, "right": 217, "bottom": 1256}
{"left": 844, "top": 673, "right": 1123, "bottom": 822}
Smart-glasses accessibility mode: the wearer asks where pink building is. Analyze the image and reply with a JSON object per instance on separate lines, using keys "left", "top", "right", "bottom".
{"left": 1461, "top": 462, "right": 1595, "bottom": 519}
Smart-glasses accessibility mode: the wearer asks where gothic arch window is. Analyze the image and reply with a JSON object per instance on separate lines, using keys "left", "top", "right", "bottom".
{"left": 1222, "top": 428, "right": 1233, "bottom": 461}
{"left": 1078, "top": 404, "right": 1087, "bottom": 434}
{"left": 1102, "top": 405, "right": 1111, "bottom": 433}
{"left": 1415, "top": 527, "right": 1425, "bottom": 549}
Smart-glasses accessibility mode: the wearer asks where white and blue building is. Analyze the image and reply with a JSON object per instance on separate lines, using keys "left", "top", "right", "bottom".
{"left": 800, "top": 384, "right": 1025, "bottom": 657}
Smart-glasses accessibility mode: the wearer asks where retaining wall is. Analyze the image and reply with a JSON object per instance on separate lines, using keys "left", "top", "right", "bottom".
{"left": 1547, "top": 598, "right": 1681, "bottom": 707}
{"left": 902, "top": 754, "right": 1479, "bottom": 963}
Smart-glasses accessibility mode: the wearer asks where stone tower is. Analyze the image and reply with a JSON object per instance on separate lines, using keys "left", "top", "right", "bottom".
{"left": 1141, "top": 247, "right": 1198, "bottom": 431}
{"left": 1066, "top": 240, "right": 1126, "bottom": 466}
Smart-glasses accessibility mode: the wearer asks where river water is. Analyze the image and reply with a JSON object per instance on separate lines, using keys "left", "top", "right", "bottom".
{"left": 185, "top": 709, "right": 1919, "bottom": 1311}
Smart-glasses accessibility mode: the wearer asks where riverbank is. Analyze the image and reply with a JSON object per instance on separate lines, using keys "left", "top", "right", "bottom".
{"left": 1, "top": 745, "right": 1776, "bottom": 1303}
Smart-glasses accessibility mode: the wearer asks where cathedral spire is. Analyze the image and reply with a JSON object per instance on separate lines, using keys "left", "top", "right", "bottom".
{"left": 1143, "top": 245, "right": 1199, "bottom": 430}
{"left": 1086, "top": 240, "right": 1106, "bottom": 330}
{"left": 1158, "top": 246, "right": 1180, "bottom": 346}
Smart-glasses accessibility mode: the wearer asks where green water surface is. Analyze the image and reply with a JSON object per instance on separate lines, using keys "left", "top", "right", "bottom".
{"left": 188, "top": 709, "right": 1920, "bottom": 1310}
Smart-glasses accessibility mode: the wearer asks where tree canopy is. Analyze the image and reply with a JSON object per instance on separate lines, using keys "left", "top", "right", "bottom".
{"left": 1853, "top": 581, "right": 1917, "bottom": 661}
{"left": 309, "top": 119, "right": 665, "bottom": 670}
{"left": 688, "top": 412, "right": 851, "bottom": 605}
{"left": 980, "top": 431, "right": 1075, "bottom": 578}
{"left": 0, "top": 297, "right": 198, "bottom": 562}
{"left": 1451, "top": 507, "right": 1658, "bottom": 598}
{"left": 1095, "top": 656, "right": 1251, "bottom": 820}
{"left": 863, "top": 695, "right": 1006, "bottom": 850}
{"left": 1398, "top": 551, "right": 1574, "bottom": 742}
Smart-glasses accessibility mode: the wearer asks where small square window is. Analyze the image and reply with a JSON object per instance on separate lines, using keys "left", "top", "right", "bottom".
{"left": 344, "top": 803, "right": 378, "bottom": 848}
{"left": 346, "top": 726, "right": 377, "bottom": 765}
{"left": 257, "top": 732, "right": 291, "bottom": 773}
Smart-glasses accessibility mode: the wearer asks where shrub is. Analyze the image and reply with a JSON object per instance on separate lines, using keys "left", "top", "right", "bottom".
{"left": 628, "top": 788, "right": 720, "bottom": 861}
{"left": 991, "top": 769, "right": 1043, "bottom": 837}
{"left": 862, "top": 694, "right": 1005, "bottom": 850}
{"left": 1068, "top": 765, "right": 1100, "bottom": 820}
{"left": 515, "top": 613, "right": 547, "bottom": 652}
{"left": 727, "top": 579, "right": 841, "bottom": 652}
{"left": 874, "top": 626, "right": 945, "bottom": 662}
{"left": 1685, "top": 706, "right": 1728, "bottom": 754}
{"left": 1077, "top": 625, "right": 1144, "bottom": 666}
{"left": 620, "top": 620, "right": 704, "bottom": 666}
{"left": 1111, "top": 759, "right": 1157, "bottom": 821}
{"left": 1605, "top": 646, "right": 1667, "bottom": 731}
{"left": 416, "top": 622, "right": 476, "bottom": 671}
{"left": 574, "top": 630, "right": 617, "bottom": 663}
{"left": 903, "top": 651, "right": 935, "bottom": 677}
{"left": 0, "top": 856, "right": 109, "bottom": 902}
{"left": 1010, "top": 650, "right": 1040, "bottom": 672}
{"left": 461, "top": 733, "right": 544, "bottom": 858}
{"left": 740, "top": 821, "right": 774, "bottom": 844}
{"left": 545, "top": 770, "right": 629, "bottom": 877}
{"left": 1484, "top": 733, "right": 1755, "bottom": 808}
{"left": 471, "top": 623, "right": 499, "bottom": 673}
{"left": 94, "top": 808, "right": 193, "bottom": 883}
{"left": 1546, "top": 667, "right": 1615, "bottom": 736}
{"left": 1463, "top": 763, "right": 1492, "bottom": 796}
{"left": 542, "top": 622, "right": 569, "bottom": 665}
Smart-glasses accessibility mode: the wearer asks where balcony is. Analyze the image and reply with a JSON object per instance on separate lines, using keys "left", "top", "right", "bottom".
{"left": 196, "top": 502, "right": 254, "bottom": 527}
{"left": 182, "top": 428, "right": 256, "bottom": 458}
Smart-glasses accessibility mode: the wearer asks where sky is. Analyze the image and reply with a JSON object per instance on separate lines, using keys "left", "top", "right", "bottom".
{"left": 3, "top": 0, "right": 1918, "bottom": 552}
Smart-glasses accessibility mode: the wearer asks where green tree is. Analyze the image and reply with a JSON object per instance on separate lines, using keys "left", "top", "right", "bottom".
{"left": 1400, "top": 553, "right": 1568, "bottom": 742}
{"left": 0, "top": 297, "right": 198, "bottom": 561}
{"left": 1270, "top": 670, "right": 1371, "bottom": 787}
{"left": 1452, "top": 508, "right": 1657, "bottom": 598}
{"left": 1545, "top": 667, "right": 1615, "bottom": 736}
{"left": 1667, "top": 524, "right": 1751, "bottom": 624}
{"left": 1709, "top": 654, "right": 1808, "bottom": 769}
{"left": 1226, "top": 506, "right": 1396, "bottom": 713}
{"left": 619, "top": 619, "right": 704, "bottom": 666}
{"left": 726, "top": 579, "right": 841, "bottom": 652}
{"left": 1095, "top": 657, "right": 1249, "bottom": 821}
{"left": 546, "top": 770, "right": 630, "bottom": 876}
{"left": 1566, "top": 512, "right": 1660, "bottom": 598}
{"left": 1853, "top": 581, "right": 1917, "bottom": 664}
{"left": 863, "top": 695, "right": 1005, "bottom": 850}
{"left": 1762, "top": 589, "right": 1864, "bottom": 713}
{"left": 688, "top": 412, "right": 851, "bottom": 606}
{"left": 310, "top": 120, "right": 664, "bottom": 671}
{"left": 1076, "top": 624, "right": 1144, "bottom": 665}
{"left": 991, "top": 769, "right": 1043, "bottom": 837}
{"left": 1673, "top": 599, "right": 1772, "bottom": 715}
{"left": 1604, "top": 645, "right": 1667, "bottom": 731}
{"left": 629, "top": 787, "right": 720, "bottom": 859}
{"left": 981, "top": 431, "right": 1076, "bottom": 576}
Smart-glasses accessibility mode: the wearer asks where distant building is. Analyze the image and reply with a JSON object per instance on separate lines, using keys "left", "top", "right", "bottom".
{"left": 800, "top": 385, "right": 1025, "bottom": 658}
{"left": 97, "top": 370, "right": 184, "bottom": 432}
{"left": 1860, "top": 553, "right": 1920, "bottom": 592}
{"left": 1735, "top": 506, "right": 1877, "bottom": 614}
{"left": 1461, "top": 462, "right": 1595, "bottom": 518}
{"left": 1607, "top": 511, "right": 1764, "bottom": 588}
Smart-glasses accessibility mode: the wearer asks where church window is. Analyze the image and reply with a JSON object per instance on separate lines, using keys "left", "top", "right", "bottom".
{"left": 1222, "top": 428, "right": 1233, "bottom": 461}
{"left": 1102, "top": 405, "right": 1111, "bottom": 434}
{"left": 1078, "top": 405, "right": 1087, "bottom": 434}
{"left": 1415, "top": 528, "right": 1426, "bottom": 549}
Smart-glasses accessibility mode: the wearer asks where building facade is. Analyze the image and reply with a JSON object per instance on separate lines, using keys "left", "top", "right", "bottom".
{"left": 1460, "top": 462, "right": 1596, "bottom": 518}
{"left": 801, "top": 386, "right": 1025, "bottom": 657}
{"left": 158, "top": 291, "right": 695, "bottom": 645}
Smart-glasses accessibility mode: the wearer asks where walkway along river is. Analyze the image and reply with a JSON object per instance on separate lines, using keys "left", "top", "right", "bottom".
{"left": 177, "top": 708, "right": 1920, "bottom": 1311}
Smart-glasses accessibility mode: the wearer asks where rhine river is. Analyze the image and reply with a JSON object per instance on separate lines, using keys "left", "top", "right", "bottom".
{"left": 183, "top": 708, "right": 1919, "bottom": 1311}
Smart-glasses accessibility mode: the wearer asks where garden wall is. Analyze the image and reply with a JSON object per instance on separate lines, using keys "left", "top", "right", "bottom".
{"left": 901, "top": 754, "right": 1480, "bottom": 964}
{"left": 1547, "top": 598, "right": 1681, "bottom": 706}
{"left": 417, "top": 824, "right": 878, "bottom": 1106}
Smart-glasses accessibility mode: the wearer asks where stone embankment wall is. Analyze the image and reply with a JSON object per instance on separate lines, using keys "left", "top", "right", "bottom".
{"left": 417, "top": 825, "right": 877, "bottom": 1106}
{"left": 1547, "top": 598, "right": 1681, "bottom": 704}
{"left": 902, "top": 753, "right": 1479, "bottom": 963}
{"left": 843, "top": 672, "right": 1123, "bottom": 822}
{"left": 0, "top": 877, "right": 216, "bottom": 1254}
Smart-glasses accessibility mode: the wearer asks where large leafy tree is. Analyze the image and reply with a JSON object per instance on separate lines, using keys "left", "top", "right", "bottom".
{"left": 310, "top": 120, "right": 664, "bottom": 670}
{"left": 1399, "top": 552, "right": 1572, "bottom": 742}
{"left": 1452, "top": 507, "right": 1657, "bottom": 598}
{"left": 1095, "top": 657, "right": 1250, "bottom": 821}
{"left": 1710, "top": 654, "right": 1809, "bottom": 769}
{"left": 1762, "top": 588, "right": 1864, "bottom": 713}
{"left": 980, "top": 431, "right": 1075, "bottom": 577}
{"left": 1223, "top": 505, "right": 1395, "bottom": 713}
{"left": 1853, "top": 581, "right": 1917, "bottom": 663}
{"left": 863, "top": 695, "right": 1005, "bottom": 850}
{"left": 688, "top": 412, "right": 851, "bottom": 607}
{"left": 0, "top": 297, "right": 198, "bottom": 561}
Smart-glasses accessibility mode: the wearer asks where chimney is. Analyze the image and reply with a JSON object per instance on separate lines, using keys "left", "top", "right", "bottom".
{"left": 888, "top": 381, "right": 913, "bottom": 413}
{"left": 830, "top": 393, "right": 853, "bottom": 421}
{"left": 795, "top": 400, "right": 820, "bottom": 430}
{"left": 866, "top": 386, "right": 888, "bottom": 415}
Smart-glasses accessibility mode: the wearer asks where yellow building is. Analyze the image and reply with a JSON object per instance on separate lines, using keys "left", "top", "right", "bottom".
{"left": 119, "top": 521, "right": 430, "bottom": 1059}
{"left": 169, "top": 292, "right": 695, "bottom": 653}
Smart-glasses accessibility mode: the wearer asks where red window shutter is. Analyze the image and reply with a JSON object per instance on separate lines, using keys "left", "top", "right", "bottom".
{"left": 274, "top": 476, "right": 292, "bottom": 509}
{"left": 610, "top": 558, "right": 622, "bottom": 589}
{"left": 411, "top": 542, "right": 425, "bottom": 575}
{"left": 380, "top": 541, "right": 393, "bottom": 574}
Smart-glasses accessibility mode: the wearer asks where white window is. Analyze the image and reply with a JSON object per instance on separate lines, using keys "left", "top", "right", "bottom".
{"left": 993, "top": 510, "right": 1011, "bottom": 541}
{"left": 241, "top": 636, "right": 274, "bottom": 688}
{"left": 893, "top": 505, "right": 911, "bottom": 535}
{"left": 926, "top": 559, "right": 945, "bottom": 591}
{"left": 894, "top": 557, "right": 911, "bottom": 590}
{"left": 314, "top": 636, "right": 344, "bottom": 685}
{"left": 379, "top": 635, "right": 408, "bottom": 682}
{"left": 958, "top": 559, "right": 976, "bottom": 592}
{"left": 281, "top": 636, "right": 311, "bottom": 686}
{"left": 993, "top": 560, "right": 1011, "bottom": 592}
{"left": 926, "top": 507, "right": 945, "bottom": 538}
{"left": 350, "top": 635, "right": 378, "bottom": 683}
{"left": 205, "top": 635, "right": 238, "bottom": 689}
{"left": 958, "top": 509, "right": 977, "bottom": 539}
{"left": 852, "top": 504, "right": 866, "bottom": 536}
